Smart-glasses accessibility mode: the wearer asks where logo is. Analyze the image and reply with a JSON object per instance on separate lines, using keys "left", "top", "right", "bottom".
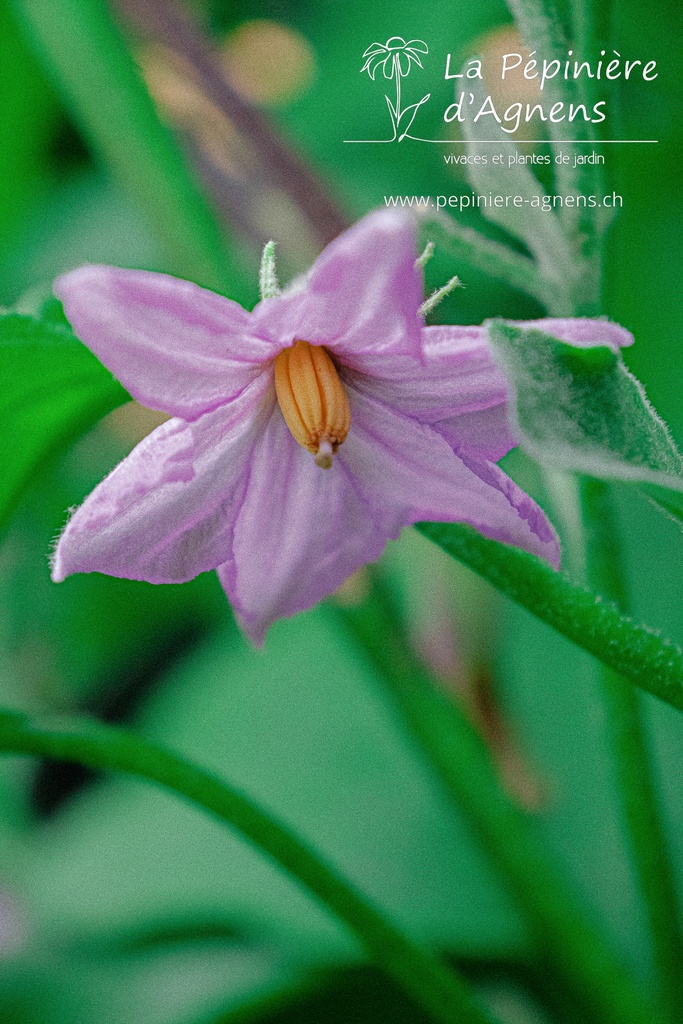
{"left": 358, "top": 37, "right": 430, "bottom": 142}
{"left": 346, "top": 36, "right": 650, "bottom": 144}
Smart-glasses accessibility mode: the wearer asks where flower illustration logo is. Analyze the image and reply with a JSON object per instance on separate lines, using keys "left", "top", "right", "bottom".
{"left": 360, "top": 37, "right": 430, "bottom": 141}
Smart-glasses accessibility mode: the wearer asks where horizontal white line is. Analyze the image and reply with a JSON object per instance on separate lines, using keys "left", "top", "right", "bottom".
{"left": 343, "top": 139, "right": 658, "bottom": 144}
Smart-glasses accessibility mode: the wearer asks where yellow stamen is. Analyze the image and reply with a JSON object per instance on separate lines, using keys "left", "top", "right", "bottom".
{"left": 274, "top": 341, "right": 351, "bottom": 468}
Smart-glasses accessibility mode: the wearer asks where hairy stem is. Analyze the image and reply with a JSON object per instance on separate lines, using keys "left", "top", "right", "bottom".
{"left": 113, "top": 0, "right": 348, "bottom": 248}
{"left": 581, "top": 479, "right": 683, "bottom": 1023}
{"left": 334, "top": 575, "right": 667, "bottom": 1024}
{"left": 505, "top": 0, "right": 604, "bottom": 312}
{"left": 420, "top": 214, "right": 560, "bottom": 311}
{"left": 416, "top": 522, "right": 683, "bottom": 714}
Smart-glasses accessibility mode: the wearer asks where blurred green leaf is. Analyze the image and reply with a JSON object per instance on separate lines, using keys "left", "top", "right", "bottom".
{"left": 0, "top": 0, "right": 59, "bottom": 260}
{"left": 0, "top": 171, "right": 166, "bottom": 304}
{"left": 639, "top": 484, "right": 683, "bottom": 526}
{"left": 0, "top": 707, "right": 496, "bottom": 1024}
{"left": 1, "top": 303, "right": 129, "bottom": 534}
{"left": 13, "top": 0, "right": 240, "bottom": 296}
{"left": 419, "top": 216, "right": 551, "bottom": 310}
{"left": 16, "top": 611, "right": 523, "bottom": 1024}
{"left": 487, "top": 322, "right": 683, "bottom": 522}
{"left": 335, "top": 572, "right": 665, "bottom": 1024}
{"left": 74, "top": 915, "right": 249, "bottom": 958}
{"left": 199, "top": 962, "right": 546, "bottom": 1024}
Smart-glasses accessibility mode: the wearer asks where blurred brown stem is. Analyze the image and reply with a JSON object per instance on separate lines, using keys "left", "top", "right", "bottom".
{"left": 112, "top": 0, "right": 348, "bottom": 247}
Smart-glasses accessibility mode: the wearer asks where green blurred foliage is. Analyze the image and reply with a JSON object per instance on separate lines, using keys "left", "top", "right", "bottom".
{"left": 0, "top": 0, "right": 681, "bottom": 1022}
{"left": 0, "top": 0, "right": 58, "bottom": 259}
{"left": 0, "top": 299, "right": 129, "bottom": 535}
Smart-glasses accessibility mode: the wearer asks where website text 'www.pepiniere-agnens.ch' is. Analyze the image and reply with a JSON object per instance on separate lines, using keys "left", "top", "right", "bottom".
{"left": 383, "top": 193, "right": 623, "bottom": 212}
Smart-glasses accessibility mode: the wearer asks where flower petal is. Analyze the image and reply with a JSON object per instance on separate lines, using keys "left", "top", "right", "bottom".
{"left": 340, "top": 387, "right": 559, "bottom": 566}
{"left": 222, "top": 384, "right": 559, "bottom": 643}
{"left": 362, "top": 41, "right": 386, "bottom": 57}
{"left": 436, "top": 405, "right": 516, "bottom": 463}
{"left": 54, "top": 266, "right": 278, "bottom": 420}
{"left": 220, "top": 409, "right": 388, "bottom": 644}
{"left": 405, "top": 39, "right": 429, "bottom": 53}
{"left": 509, "top": 317, "right": 634, "bottom": 350}
{"left": 396, "top": 51, "right": 412, "bottom": 76}
{"left": 251, "top": 209, "right": 423, "bottom": 370}
{"left": 51, "top": 374, "right": 274, "bottom": 585}
{"left": 342, "top": 325, "right": 515, "bottom": 460}
{"left": 363, "top": 53, "right": 389, "bottom": 79}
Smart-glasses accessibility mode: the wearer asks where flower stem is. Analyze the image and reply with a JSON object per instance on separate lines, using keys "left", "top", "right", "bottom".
{"left": 394, "top": 53, "right": 402, "bottom": 124}
{"left": 580, "top": 478, "right": 683, "bottom": 1024}
{"left": 416, "top": 522, "right": 683, "bottom": 714}
{"left": 114, "top": 0, "right": 348, "bottom": 248}
{"left": 569, "top": 0, "right": 611, "bottom": 86}
{"left": 505, "top": 0, "right": 604, "bottom": 312}
{"left": 333, "top": 575, "right": 668, "bottom": 1024}
{"left": 420, "top": 215, "right": 560, "bottom": 311}
{"left": 0, "top": 710, "right": 497, "bottom": 1024}
{"left": 259, "top": 241, "right": 281, "bottom": 300}
{"left": 504, "top": 0, "right": 582, "bottom": 156}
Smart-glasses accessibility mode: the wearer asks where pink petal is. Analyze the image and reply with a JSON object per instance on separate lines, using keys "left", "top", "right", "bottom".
{"left": 437, "top": 405, "right": 516, "bottom": 463}
{"left": 342, "top": 325, "right": 515, "bottom": 461}
{"left": 510, "top": 317, "right": 634, "bottom": 350}
{"left": 54, "top": 266, "right": 278, "bottom": 420}
{"left": 220, "top": 409, "right": 388, "bottom": 644}
{"left": 341, "top": 387, "right": 559, "bottom": 566}
{"left": 222, "top": 384, "right": 559, "bottom": 643}
{"left": 251, "top": 210, "right": 423, "bottom": 371}
{"left": 51, "top": 374, "right": 274, "bottom": 585}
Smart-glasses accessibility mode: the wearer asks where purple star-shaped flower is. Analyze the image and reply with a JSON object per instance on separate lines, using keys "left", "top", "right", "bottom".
{"left": 49, "top": 210, "right": 628, "bottom": 642}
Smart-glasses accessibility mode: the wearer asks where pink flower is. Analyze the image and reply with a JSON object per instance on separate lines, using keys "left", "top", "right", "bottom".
{"left": 50, "top": 209, "right": 590, "bottom": 643}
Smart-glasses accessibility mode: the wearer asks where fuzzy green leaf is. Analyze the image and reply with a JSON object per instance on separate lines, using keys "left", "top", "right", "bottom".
{"left": 487, "top": 321, "right": 683, "bottom": 518}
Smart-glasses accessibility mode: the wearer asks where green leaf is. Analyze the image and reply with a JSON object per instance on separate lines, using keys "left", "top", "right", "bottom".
{"left": 1, "top": 304, "right": 129, "bottom": 533}
{"left": 486, "top": 321, "right": 683, "bottom": 518}
{"left": 641, "top": 483, "right": 683, "bottom": 525}
{"left": 0, "top": 0, "right": 58, "bottom": 260}
{"left": 199, "top": 962, "right": 552, "bottom": 1024}
{"left": 12, "top": 604, "right": 536, "bottom": 1021}
{"left": 77, "top": 915, "right": 249, "bottom": 957}
{"left": 23, "top": 611, "right": 522, "bottom": 993}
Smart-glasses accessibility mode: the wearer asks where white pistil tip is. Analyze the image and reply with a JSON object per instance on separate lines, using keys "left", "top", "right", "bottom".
{"left": 315, "top": 439, "right": 334, "bottom": 469}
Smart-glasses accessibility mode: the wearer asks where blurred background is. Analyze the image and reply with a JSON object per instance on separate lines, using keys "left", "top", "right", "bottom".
{"left": 0, "top": 0, "right": 681, "bottom": 1022}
